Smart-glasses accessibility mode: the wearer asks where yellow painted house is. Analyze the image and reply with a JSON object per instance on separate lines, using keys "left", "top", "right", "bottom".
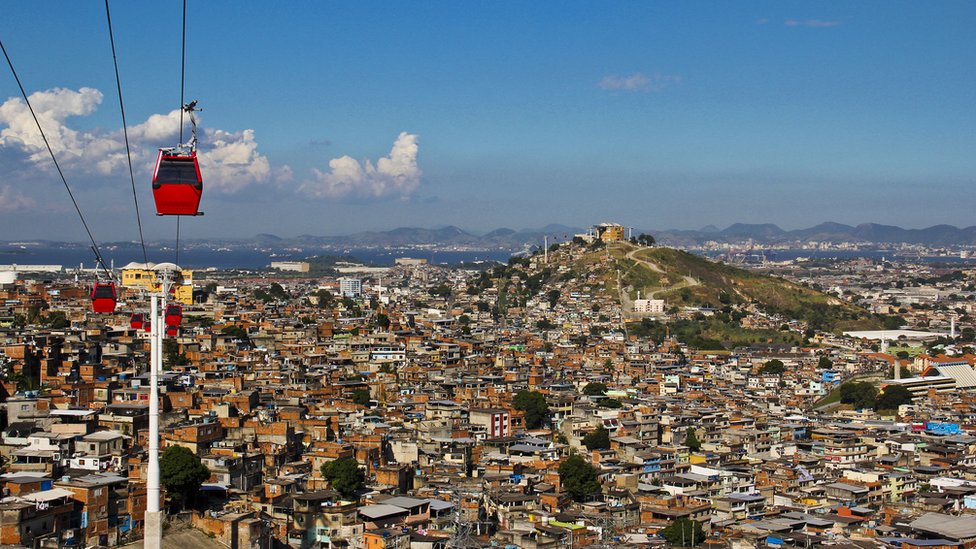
{"left": 120, "top": 262, "right": 193, "bottom": 305}
{"left": 595, "top": 223, "right": 625, "bottom": 242}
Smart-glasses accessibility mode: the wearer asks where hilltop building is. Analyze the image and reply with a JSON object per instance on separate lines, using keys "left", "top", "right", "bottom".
{"left": 595, "top": 223, "right": 625, "bottom": 242}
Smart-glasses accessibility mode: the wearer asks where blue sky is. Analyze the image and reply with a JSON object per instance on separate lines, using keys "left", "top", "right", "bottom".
{"left": 0, "top": 1, "right": 973, "bottom": 241}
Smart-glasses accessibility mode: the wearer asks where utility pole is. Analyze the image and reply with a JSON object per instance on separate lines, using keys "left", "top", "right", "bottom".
{"left": 145, "top": 262, "right": 181, "bottom": 549}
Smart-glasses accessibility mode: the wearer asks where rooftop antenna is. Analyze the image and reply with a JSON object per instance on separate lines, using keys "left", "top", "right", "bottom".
{"left": 544, "top": 235, "right": 548, "bottom": 263}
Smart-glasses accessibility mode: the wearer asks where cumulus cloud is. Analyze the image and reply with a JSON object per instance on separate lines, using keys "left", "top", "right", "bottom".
{"left": 0, "top": 87, "right": 125, "bottom": 174}
{"left": 198, "top": 129, "right": 272, "bottom": 194}
{"left": 785, "top": 19, "right": 841, "bottom": 28}
{"left": 0, "top": 87, "right": 276, "bottom": 194}
{"left": 0, "top": 185, "right": 35, "bottom": 212}
{"left": 128, "top": 109, "right": 182, "bottom": 143}
{"left": 299, "top": 132, "right": 421, "bottom": 200}
{"left": 598, "top": 73, "right": 681, "bottom": 93}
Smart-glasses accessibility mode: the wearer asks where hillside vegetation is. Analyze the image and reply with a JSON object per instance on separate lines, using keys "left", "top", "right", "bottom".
{"left": 609, "top": 242, "right": 890, "bottom": 333}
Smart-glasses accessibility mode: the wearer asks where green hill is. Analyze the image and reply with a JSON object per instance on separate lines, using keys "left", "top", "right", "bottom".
{"left": 609, "top": 242, "right": 891, "bottom": 333}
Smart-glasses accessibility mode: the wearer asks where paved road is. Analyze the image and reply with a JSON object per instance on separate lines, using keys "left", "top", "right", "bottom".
{"left": 618, "top": 246, "right": 701, "bottom": 313}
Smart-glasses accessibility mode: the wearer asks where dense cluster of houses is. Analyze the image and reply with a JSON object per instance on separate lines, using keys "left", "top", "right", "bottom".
{"left": 0, "top": 244, "right": 975, "bottom": 549}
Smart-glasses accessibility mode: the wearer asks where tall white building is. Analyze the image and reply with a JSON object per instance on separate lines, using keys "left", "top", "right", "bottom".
{"left": 339, "top": 277, "right": 362, "bottom": 297}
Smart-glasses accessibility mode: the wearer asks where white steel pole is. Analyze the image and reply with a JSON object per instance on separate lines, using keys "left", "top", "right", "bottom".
{"left": 145, "top": 287, "right": 162, "bottom": 548}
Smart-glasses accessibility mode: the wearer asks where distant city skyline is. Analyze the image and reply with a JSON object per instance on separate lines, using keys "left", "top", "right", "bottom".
{"left": 0, "top": 1, "right": 973, "bottom": 241}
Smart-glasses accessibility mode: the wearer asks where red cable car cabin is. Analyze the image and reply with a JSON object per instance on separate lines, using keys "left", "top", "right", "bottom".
{"left": 144, "top": 320, "right": 151, "bottom": 333}
{"left": 152, "top": 149, "right": 202, "bottom": 216}
{"left": 165, "top": 304, "right": 183, "bottom": 327}
{"left": 130, "top": 313, "right": 144, "bottom": 330}
{"left": 91, "top": 283, "right": 117, "bottom": 313}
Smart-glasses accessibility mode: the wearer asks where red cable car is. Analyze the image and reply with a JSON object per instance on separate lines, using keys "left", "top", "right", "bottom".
{"left": 165, "top": 304, "right": 183, "bottom": 327}
{"left": 152, "top": 149, "right": 202, "bottom": 216}
{"left": 166, "top": 326, "right": 179, "bottom": 338}
{"left": 91, "top": 282, "right": 117, "bottom": 313}
{"left": 144, "top": 319, "right": 152, "bottom": 333}
{"left": 130, "top": 313, "right": 144, "bottom": 330}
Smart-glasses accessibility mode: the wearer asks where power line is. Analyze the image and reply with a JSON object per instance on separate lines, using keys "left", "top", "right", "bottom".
{"left": 175, "top": 0, "right": 188, "bottom": 265}
{"left": 0, "top": 38, "right": 111, "bottom": 278}
{"left": 163, "top": 0, "right": 192, "bottom": 266}
{"left": 179, "top": 0, "right": 187, "bottom": 144}
{"left": 104, "top": 0, "right": 149, "bottom": 265}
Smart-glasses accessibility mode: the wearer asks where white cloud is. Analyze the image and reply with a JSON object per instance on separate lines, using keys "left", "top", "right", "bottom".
{"left": 299, "top": 132, "right": 421, "bottom": 199}
{"left": 0, "top": 87, "right": 275, "bottom": 194}
{"left": 128, "top": 109, "right": 182, "bottom": 143}
{"left": 198, "top": 128, "right": 272, "bottom": 194}
{"left": 0, "top": 185, "right": 35, "bottom": 212}
{"left": 0, "top": 87, "right": 124, "bottom": 173}
{"left": 598, "top": 73, "right": 681, "bottom": 93}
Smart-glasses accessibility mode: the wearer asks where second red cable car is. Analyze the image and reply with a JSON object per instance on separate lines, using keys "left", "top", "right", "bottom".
{"left": 91, "top": 283, "right": 117, "bottom": 313}
{"left": 130, "top": 313, "right": 144, "bottom": 330}
{"left": 165, "top": 304, "right": 183, "bottom": 327}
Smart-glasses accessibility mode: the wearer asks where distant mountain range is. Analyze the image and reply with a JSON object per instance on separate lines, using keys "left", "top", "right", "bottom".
{"left": 250, "top": 224, "right": 588, "bottom": 249}
{"left": 245, "top": 222, "right": 976, "bottom": 249}
{"left": 14, "top": 222, "right": 976, "bottom": 251}
{"left": 653, "top": 222, "right": 976, "bottom": 247}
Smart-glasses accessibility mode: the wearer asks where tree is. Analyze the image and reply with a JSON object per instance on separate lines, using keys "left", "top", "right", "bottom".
{"left": 352, "top": 389, "right": 372, "bottom": 407}
{"left": 636, "top": 233, "right": 656, "bottom": 246}
{"left": 321, "top": 457, "right": 365, "bottom": 498}
{"left": 159, "top": 445, "right": 210, "bottom": 509}
{"left": 583, "top": 427, "right": 611, "bottom": 450}
{"left": 313, "top": 289, "right": 334, "bottom": 308}
{"left": 889, "top": 365, "right": 912, "bottom": 378}
{"left": 558, "top": 454, "right": 601, "bottom": 502}
{"left": 268, "top": 283, "right": 288, "bottom": 299}
{"left": 221, "top": 325, "right": 249, "bottom": 341}
{"left": 684, "top": 428, "right": 702, "bottom": 452}
{"left": 660, "top": 518, "right": 706, "bottom": 547}
{"left": 839, "top": 381, "right": 878, "bottom": 410}
{"left": 817, "top": 356, "right": 833, "bottom": 369}
{"left": 513, "top": 390, "right": 549, "bottom": 429}
{"left": 598, "top": 398, "right": 622, "bottom": 409}
{"left": 163, "top": 339, "right": 190, "bottom": 370}
{"left": 760, "top": 359, "right": 785, "bottom": 375}
{"left": 582, "top": 382, "right": 607, "bottom": 396}
{"left": 375, "top": 313, "right": 391, "bottom": 329}
{"left": 547, "top": 289, "right": 561, "bottom": 307}
{"left": 875, "top": 385, "right": 913, "bottom": 411}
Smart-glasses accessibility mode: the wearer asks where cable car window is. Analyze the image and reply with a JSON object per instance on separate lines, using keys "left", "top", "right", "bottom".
{"left": 156, "top": 158, "right": 199, "bottom": 185}
{"left": 93, "top": 285, "right": 115, "bottom": 298}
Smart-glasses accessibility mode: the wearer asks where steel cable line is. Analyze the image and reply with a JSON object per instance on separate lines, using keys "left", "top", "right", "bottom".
{"left": 0, "top": 38, "right": 112, "bottom": 279}
{"left": 104, "top": 0, "right": 149, "bottom": 265}
{"left": 175, "top": 0, "right": 188, "bottom": 265}
{"left": 179, "top": 0, "right": 187, "bottom": 145}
